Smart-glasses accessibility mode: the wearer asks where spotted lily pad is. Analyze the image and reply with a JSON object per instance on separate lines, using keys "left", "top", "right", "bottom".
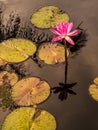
{"left": 12, "top": 77, "right": 50, "bottom": 106}
{"left": 0, "top": 58, "right": 7, "bottom": 66}
{"left": 89, "top": 77, "right": 98, "bottom": 101}
{"left": 2, "top": 107, "right": 56, "bottom": 130}
{"left": 31, "top": 6, "right": 69, "bottom": 28}
{"left": 0, "top": 39, "right": 36, "bottom": 63}
{"left": 0, "top": 71, "right": 18, "bottom": 87}
{"left": 37, "top": 42, "right": 69, "bottom": 64}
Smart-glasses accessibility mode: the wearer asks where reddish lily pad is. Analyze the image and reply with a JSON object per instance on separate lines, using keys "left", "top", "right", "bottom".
{"left": 2, "top": 107, "right": 56, "bottom": 130}
{"left": 12, "top": 77, "right": 50, "bottom": 106}
{"left": 0, "top": 71, "right": 18, "bottom": 87}
{"left": 31, "top": 6, "right": 69, "bottom": 28}
{"left": 37, "top": 42, "right": 69, "bottom": 64}
{"left": 0, "top": 38, "right": 36, "bottom": 63}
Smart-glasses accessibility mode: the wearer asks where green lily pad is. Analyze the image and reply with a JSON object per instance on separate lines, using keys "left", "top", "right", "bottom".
{"left": 12, "top": 77, "right": 50, "bottom": 106}
{"left": 0, "top": 39, "right": 36, "bottom": 63}
{"left": 31, "top": 6, "right": 69, "bottom": 28}
{"left": 0, "top": 71, "right": 18, "bottom": 87}
{"left": 37, "top": 42, "right": 69, "bottom": 64}
{"left": 2, "top": 107, "right": 56, "bottom": 130}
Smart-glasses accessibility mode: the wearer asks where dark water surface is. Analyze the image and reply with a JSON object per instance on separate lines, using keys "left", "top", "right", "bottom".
{"left": 0, "top": 0, "right": 98, "bottom": 130}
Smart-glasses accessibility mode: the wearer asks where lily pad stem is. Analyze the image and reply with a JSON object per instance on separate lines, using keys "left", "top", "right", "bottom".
{"left": 64, "top": 38, "right": 68, "bottom": 85}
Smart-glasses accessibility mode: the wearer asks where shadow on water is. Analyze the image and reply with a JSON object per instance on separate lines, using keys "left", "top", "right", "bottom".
{"left": 0, "top": 4, "right": 53, "bottom": 44}
{"left": 51, "top": 82, "right": 77, "bottom": 101}
{"left": 0, "top": 4, "right": 88, "bottom": 109}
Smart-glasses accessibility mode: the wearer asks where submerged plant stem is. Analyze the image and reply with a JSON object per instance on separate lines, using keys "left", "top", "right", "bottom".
{"left": 64, "top": 38, "right": 68, "bottom": 85}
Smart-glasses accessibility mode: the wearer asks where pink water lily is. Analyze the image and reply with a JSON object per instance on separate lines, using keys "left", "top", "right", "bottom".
{"left": 50, "top": 22, "right": 79, "bottom": 45}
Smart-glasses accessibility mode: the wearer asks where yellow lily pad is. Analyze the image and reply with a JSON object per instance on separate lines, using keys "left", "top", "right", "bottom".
{"left": 31, "top": 6, "right": 69, "bottom": 28}
{"left": 89, "top": 84, "right": 98, "bottom": 101}
{"left": 0, "top": 58, "right": 7, "bottom": 66}
{"left": 93, "top": 77, "right": 98, "bottom": 86}
{"left": 31, "top": 109, "right": 56, "bottom": 130}
{"left": 0, "top": 38, "right": 36, "bottom": 63}
{"left": 37, "top": 42, "right": 69, "bottom": 64}
{"left": 12, "top": 77, "right": 50, "bottom": 106}
{"left": 2, "top": 107, "right": 56, "bottom": 130}
{"left": 0, "top": 71, "right": 18, "bottom": 87}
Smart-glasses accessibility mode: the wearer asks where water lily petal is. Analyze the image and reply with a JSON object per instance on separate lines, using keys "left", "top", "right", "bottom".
{"left": 56, "top": 24, "right": 63, "bottom": 34}
{"left": 67, "top": 22, "right": 73, "bottom": 33}
{"left": 50, "top": 29, "right": 61, "bottom": 35}
{"left": 52, "top": 36, "right": 62, "bottom": 42}
{"left": 57, "top": 22, "right": 67, "bottom": 34}
{"left": 51, "top": 22, "right": 79, "bottom": 45}
{"left": 68, "top": 30, "right": 79, "bottom": 36}
{"left": 65, "top": 36, "right": 75, "bottom": 45}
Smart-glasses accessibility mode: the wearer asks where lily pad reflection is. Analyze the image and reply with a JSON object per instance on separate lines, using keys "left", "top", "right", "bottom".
{"left": 12, "top": 77, "right": 50, "bottom": 106}
{"left": 31, "top": 6, "right": 69, "bottom": 28}
{"left": 37, "top": 42, "right": 69, "bottom": 64}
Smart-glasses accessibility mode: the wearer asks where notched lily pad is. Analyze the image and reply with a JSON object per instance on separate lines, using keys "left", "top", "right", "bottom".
{"left": 37, "top": 42, "right": 69, "bottom": 64}
{"left": 0, "top": 71, "right": 18, "bottom": 87}
{"left": 31, "top": 6, "right": 69, "bottom": 28}
{"left": 0, "top": 58, "right": 7, "bottom": 66}
{"left": 31, "top": 109, "right": 56, "bottom": 130}
{"left": 0, "top": 38, "right": 36, "bottom": 63}
{"left": 2, "top": 107, "right": 56, "bottom": 130}
{"left": 12, "top": 77, "right": 50, "bottom": 106}
{"left": 2, "top": 107, "right": 36, "bottom": 130}
{"left": 89, "top": 77, "right": 98, "bottom": 101}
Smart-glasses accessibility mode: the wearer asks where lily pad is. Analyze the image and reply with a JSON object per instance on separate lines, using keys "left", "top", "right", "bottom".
{"left": 0, "top": 71, "right": 18, "bottom": 87}
{"left": 37, "top": 42, "right": 69, "bottom": 64}
{"left": 93, "top": 77, "right": 98, "bottom": 86}
{"left": 0, "top": 38, "right": 36, "bottom": 63}
{"left": 2, "top": 107, "right": 56, "bottom": 130}
{"left": 12, "top": 77, "right": 50, "bottom": 106}
{"left": 89, "top": 84, "right": 98, "bottom": 101}
{"left": 31, "top": 6, "right": 69, "bottom": 28}
{"left": 0, "top": 58, "right": 7, "bottom": 66}
{"left": 89, "top": 77, "right": 98, "bottom": 101}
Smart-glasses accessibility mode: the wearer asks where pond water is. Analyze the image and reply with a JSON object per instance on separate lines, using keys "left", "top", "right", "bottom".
{"left": 0, "top": 0, "right": 98, "bottom": 130}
